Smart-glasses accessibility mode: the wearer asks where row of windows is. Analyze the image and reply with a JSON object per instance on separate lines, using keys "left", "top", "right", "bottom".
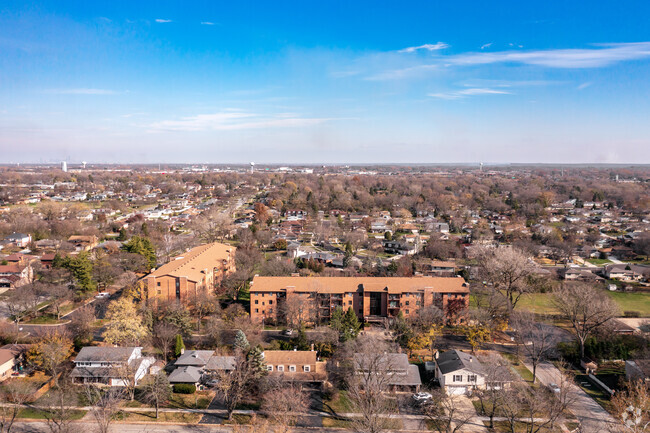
{"left": 266, "top": 365, "right": 310, "bottom": 372}
{"left": 254, "top": 300, "right": 273, "bottom": 305}
{"left": 253, "top": 308, "right": 273, "bottom": 314}
{"left": 452, "top": 374, "right": 477, "bottom": 383}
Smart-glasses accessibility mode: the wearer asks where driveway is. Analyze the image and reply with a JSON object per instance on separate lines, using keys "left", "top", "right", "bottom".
{"left": 524, "top": 360, "right": 617, "bottom": 432}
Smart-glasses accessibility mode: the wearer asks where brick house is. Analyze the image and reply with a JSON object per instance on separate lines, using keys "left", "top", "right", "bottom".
{"left": 263, "top": 350, "right": 326, "bottom": 382}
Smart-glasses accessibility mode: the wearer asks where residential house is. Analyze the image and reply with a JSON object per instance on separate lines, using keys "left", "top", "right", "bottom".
{"left": 169, "top": 350, "right": 236, "bottom": 386}
{"left": 434, "top": 350, "right": 494, "bottom": 395}
{"left": 353, "top": 352, "right": 421, "bottom": 392}
{"left": 71, "top": 347, "right": 154, "bottom": 386}
{"left": 67, "top": 235, "right": 99, "bottom": 252}
{"left": 263, "top": 350, "right": 326, "bottom": 383}
{"left": 626, "top": 359, "right": 650, "bottom": 382}
{"left": 0, "top": 262, "right": 32, "bottom": 289}
{"left": 4, "top": 233, "right": 31, "bottom": 248}
{"left": 0, "top": 344, "right": 31, "bottom": 381}
{"left": 424, "top": 260, "right": 456, "bottom": 277}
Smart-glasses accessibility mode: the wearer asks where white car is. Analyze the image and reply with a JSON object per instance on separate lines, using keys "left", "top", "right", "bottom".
{"left": 95, "top": 292, "right": 110, "bottom": 299}
{"left": 412, "top": 392, "right": 433, "bottom": 402}
{"left": 548, "top": 383, "right": 561, "bottom": 393}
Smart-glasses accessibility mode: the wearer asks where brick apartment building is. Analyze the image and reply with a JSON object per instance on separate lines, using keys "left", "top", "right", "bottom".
{"left": 249, "top": 276, "right": 469, "bottom": 324}
{"left": 142, "top": 242, "right": 236, "bottom": 303}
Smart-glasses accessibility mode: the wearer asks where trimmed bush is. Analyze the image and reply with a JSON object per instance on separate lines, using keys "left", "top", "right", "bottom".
{"left": 173, "top": 383, "right": 196, "bottom": 394}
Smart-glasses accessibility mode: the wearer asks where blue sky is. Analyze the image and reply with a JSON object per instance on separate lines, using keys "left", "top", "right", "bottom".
{"left": 2, "top": 1, "right": 650, "bottom": 164}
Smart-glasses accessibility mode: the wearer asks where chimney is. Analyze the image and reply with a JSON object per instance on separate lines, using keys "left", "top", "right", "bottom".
{"left": 311, "top": 344, "right": 315, "bottom": 352}
{"left": 180, "top": 348, "right": 185, "bottom": 355}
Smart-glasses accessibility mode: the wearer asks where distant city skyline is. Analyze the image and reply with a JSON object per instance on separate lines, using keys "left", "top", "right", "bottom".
{"left": 2, "top": 1, "right": 650, "bottom": 163}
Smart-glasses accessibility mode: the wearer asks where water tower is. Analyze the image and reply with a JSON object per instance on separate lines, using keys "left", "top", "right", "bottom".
{"left": 82, "top": 161, "right": 87, "bottom": 169}
{"left": 61, "top": 161, "right": 68, "bottom": 172}
{"left": 250, "top": 162, "right": 255, "bottom": 174}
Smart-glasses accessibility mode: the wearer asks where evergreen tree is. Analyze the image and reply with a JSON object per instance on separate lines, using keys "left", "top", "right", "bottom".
{"left": 117, "top": 227, "right": 128, "bottom": 241}
{"left": 233, "top": 330, "right": 250, "bottom": 351}
{"left": 122, "top": 236, "right": 157, "bottom": 269}
{"left": 174, "top": 334, "right": 185, "bottom": 357}
{"left": 61, "top": 252, "right": 95, "bottom": 292}
{"left": 342, "top": 307, "right": 361, "bottom": 341}
{"left": 247, "top": 345, "right": 267, "bottom": 376}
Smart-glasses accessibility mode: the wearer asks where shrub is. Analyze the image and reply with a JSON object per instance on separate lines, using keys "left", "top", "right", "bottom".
{"left": 624, "top": 311, "right": 640, "bottom": 318}
{"left": 173, "top": 383, "right": 196, "bottom": 394}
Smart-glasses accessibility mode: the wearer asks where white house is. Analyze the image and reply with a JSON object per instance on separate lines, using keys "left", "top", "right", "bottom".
{"left": 71, "top": 347, "right": 154, "bottom": 386}
{"left": 434, "top": 350, "right": 486, "bottom": 395}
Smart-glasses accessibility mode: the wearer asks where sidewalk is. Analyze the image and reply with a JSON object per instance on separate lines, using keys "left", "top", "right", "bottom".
{"left": 523, "top": 360, "right": 617, "bottom": 432}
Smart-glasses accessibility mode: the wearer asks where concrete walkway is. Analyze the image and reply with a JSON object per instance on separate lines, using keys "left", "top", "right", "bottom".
{"left": 523, "top": 360, "right": 617, "bottom": 432}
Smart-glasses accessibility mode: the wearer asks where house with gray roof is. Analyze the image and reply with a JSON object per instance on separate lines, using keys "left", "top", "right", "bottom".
{"left": 434, "top": 350, "right": 487, "bottom": 395}
{"left": 169, "top": 350, "right": 236, "bottom": 386}
{"left": 71, "top": 347, "right": 154, "bottom": 386}
{"left": 353, "top": 352, "right": 421, "bottom": 392}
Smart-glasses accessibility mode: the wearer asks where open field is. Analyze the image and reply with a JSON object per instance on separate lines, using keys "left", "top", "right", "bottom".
{"left": 511, "top": 290, "right": 650, "bottom": 317}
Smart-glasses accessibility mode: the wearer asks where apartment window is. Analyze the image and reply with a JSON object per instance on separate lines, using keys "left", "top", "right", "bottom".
{"left": 277, "top": 365, "right": 284, "bottom": 372}
{"left": 255, "top": 300, "right": 259, "bottom": 304}
{"left": 289, "top": 365, "right": 296, "bottom": 372}
{"left": 157, "top": 282, "right": 161, "bottom": 287}
{"left": 267, "top": 365, "right": 273, "bottom": 372}
{"left": 303, "top": 365, "right": 311, "bottom": 372}
{"left": 416, "top": 301, "right": 421, "bottom": 306}
{"left": 269, "top": 300, "right": 273, "bottom": 305}
{"left": 157, "top": 289, "right": 161, "bottom": 295}
{"left": 262, "top": 302, "right": 265, "bottom": 306}
{"left": 348, "top": 301, "right": 352, "bottom": 306}
{"left": 453, "top": 375, "right": 463, "bottom": 382}
{"left": 269, "top": 308, "right": 273, "bottom": 313}
{"left": 405, "top": 301, "right": 410, "bottom": 306}
{"left": 255, "top": 309, "right": 259, "bottom": 313}
{"left": 405, "top": 310, "right": 409, "bottom": 314}
{"left": 468, "top": 375, "right": 477, "bottom": 383}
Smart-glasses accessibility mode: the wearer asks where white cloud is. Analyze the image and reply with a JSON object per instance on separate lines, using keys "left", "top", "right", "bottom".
{"left": 577, "top": 82, "right": 593, "bottom": 90}
{"left": 448, "top": 42, "right": 650, "bottom": 68}
{"left": 147, "top": 110, "right": 331, "bottom": 132}
{"left": 480, "top": 43, "right": 493, "bottom": 50}
{"left": 429, "top": 88, "right": 511, "bottom": 99}
{"left": 155, "top": 19, "right": 172, "bottom": 23}
{"left": 201, "top": 21, "right": 215, "bottom": 25}
{"left": 399, "top": 42, "right": 449, "bottom": 53}
{"left": 45, "top": 88, "right": 118, "bottom": 95}
{"left": 365, "top": 64, "right": 438, "bottom": 81}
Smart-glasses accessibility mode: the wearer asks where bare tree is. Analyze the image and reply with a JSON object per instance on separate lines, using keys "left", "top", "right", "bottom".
{"left": 345, "top": 335, "right": 398, "bottom": 433}
{"left": 474, "top": 353, "right": 514, "bottom": 429}
{"left": 152, "top": 322, "right": 178, "bottom": 363}
{"left": 0, "top": 380, "right": 38, "bottom": 433}
{"left": 553, "top": 283, "right": 620, "bottom": 359}
{"left": 477, "top": 246, "right": 537, "bottom": 309}
{"left": 84, "top": 386, "right": 124, "bottom": 433}
{"left": 142, "top": 371, "right": 172, "bottom": 419}
{"left": 424, "top": 389, "right": 475, "bottom": 433}
{"left": 214, "top": 351, "right": 259, "bottom": 420}
{"left": 611, "top": 379, "right": 650, "bottom": 433}
{"left": 193, "top": 210, "right": 233, "bottom": 242}
{"left": 280, "top": 294, "right": 316, "bottom": 329}
{"left": 510, "top": 312, "right": 556, "bottom": 383}
{"left": 112, "top": 361, "right": 139, "bottom": 401}
{"left": 42, "top": 377, "right": 75, "bottom": 433}
{"left": 67, "top": 303, "right": 95, "bottom": 346}
{"left": 6, "top": 285, "right": 40, "bottom": 327}
{"left": 262, "top": 380, "right": 309, "bottom": 433}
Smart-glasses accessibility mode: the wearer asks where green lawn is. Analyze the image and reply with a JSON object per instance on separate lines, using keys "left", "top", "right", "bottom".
{"left": 502, "top": 353, "right": 535, "bottom": 382}
{"left": 512, "top": 291, "right": 650, "bottom": 318}
{"left": 587, "top": 258, "right": 612, "bottom": 265}
{"left": 17, "top": 408, "right": 86, "bottom": 420}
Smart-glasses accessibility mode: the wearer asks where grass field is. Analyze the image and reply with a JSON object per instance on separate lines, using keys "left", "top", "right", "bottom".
{"left": 511, "top": 291, "right": 650, "bottom": 317}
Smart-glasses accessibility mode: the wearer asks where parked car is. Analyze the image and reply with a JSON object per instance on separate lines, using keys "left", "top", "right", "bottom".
{"left": 412, "top": 392, "right": 432, "bottom": 402}
{"left": 95, "top": 292, "right": 110, "bottom": 299}
{"left": 548, "top": 383, "right": 561, "bottom": 393}
{"left": 282, "top": 329, "right": 294, "bottom": 336}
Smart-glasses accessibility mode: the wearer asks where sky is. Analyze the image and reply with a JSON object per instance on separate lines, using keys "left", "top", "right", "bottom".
{"left": 1, "top": 1, "right": 650, "bottom": 164}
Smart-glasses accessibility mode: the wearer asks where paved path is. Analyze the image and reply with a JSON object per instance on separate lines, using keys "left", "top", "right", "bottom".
{"left": 456, "top": 395, "right": 489, "bottom": 433}
{"left": 523, "top": 360, "right": 617, "bottom": 432}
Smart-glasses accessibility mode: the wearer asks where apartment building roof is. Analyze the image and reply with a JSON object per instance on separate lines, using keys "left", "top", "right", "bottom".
{"left": 250, "top": 276, "right": 469, "bottom": 294}
{"left": 146, "top": 242, "right": 235, "bottom": 283}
